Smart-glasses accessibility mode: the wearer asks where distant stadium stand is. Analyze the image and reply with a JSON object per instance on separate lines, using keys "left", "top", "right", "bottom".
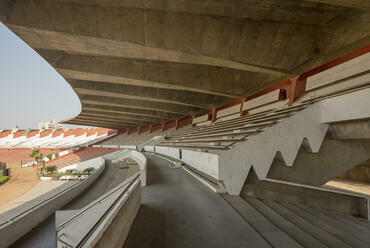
{"left": 0, "top": 128, "right": 116, "bottom": 149}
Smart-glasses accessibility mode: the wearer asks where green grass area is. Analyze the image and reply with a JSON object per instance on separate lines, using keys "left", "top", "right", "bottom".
{"left": 0, "top": 176, "right": 9, "bottom": 185}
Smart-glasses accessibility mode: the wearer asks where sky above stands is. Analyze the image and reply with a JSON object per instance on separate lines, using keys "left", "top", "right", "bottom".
{"left": 0, "top": 22, "right": 83, "bottom": 130}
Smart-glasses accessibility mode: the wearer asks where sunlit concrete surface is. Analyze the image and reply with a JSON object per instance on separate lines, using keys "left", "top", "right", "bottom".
{"left": 324, "top": 179, "right": 370, "bottom": 196}
{"left": 0, "top": 180, "right": 67, "bottom": 214}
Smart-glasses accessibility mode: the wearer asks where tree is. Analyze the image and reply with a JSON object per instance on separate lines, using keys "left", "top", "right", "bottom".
{"left": 29, "top": 149, "right": 43, "bottom": 165}
{"left": 83, "top": 167, "right": 95, "bottom": 175}
{"left": 55, "top": 153, "right": 59, "bottom": 158}
{"left": 46, "top": 154, "right": 53, "bottom": 160}
{"left": 45, "top": 166, "right": 57, "bottom": 174}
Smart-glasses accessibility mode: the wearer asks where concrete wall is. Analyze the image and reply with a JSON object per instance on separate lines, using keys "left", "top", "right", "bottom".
{"left": 217, "top": 104, "right": 241, "bottom": 118}
{"left": 337, "top": 160, "right": 370, "bottom": 183}
{"left": 144, "top": 146, "right": 155, "bottom": 152}
{"left": 182, "top": 149, "right": 220, "bottom": 180}
{"left": 155, "top": 146, "right": 180, "bottom": 159}
{"left": 112, "top": 150, "right": 147, "bottom": 187}
{"left": 321, "top": 87, "right": 370, "bottom": 123}
{"left": 93, "top": 182, "right": 141, "bottom": 248}
{"left": 0, "top": 162, "right": 105, "bottom": 248}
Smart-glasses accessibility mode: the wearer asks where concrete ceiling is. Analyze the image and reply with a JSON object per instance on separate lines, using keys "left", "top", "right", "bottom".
{"left": 1, "top": 0, "right": 369, "bottom": 129}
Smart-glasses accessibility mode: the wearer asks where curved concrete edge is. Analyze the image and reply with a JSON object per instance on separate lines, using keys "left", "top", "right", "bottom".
{"left": 54, "top": 151, "right": 148, "bottom": 247}
{"left": 0, "top": 160, "right": 105, "bottom": 248}
{"left": 112, "top": 150, "right": 147, "bottom": 187}
{"left": 83, "top": 180, "right": 141, "bottom": 248}
{"left": 55, "top": 151, "right": 146, "bottom": 248}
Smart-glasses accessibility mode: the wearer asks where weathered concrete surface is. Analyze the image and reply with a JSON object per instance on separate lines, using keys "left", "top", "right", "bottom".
{"left": 9, "top": 157, "right": 139, "bottom": 248}
{"left": 124, "top": 153, "right": 269, "bottom": 248}
{"left": 267, "top": 137, "right": 370, "bottom": 186}
{"left": 1, "top": 0, "right": 369, "bottom": 128}
{"left": 330, "top": 120, "right": 370, "bottom": 139}
{"left": 91, "top": 182, "right": 141, "bottom": 248}
{"left": 243, "top": 168, "right": 369, "bottom": 219}
{"left": 0, "top": 164, "right": 104, "bottom": 248}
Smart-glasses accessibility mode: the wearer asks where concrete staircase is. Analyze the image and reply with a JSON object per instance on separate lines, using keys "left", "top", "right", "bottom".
{"left": 220, "top": 87, "right": 370, "bottom": 195}
{"left": 223, "top": 195, "right": 370, "bottom": 248}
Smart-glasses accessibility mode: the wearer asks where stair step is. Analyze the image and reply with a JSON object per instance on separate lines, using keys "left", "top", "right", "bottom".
{"left": 319, "top": 208, "right": 370, "bottom": 233}
{"left": 263, "top": 199, "right": 351, "bottom": 248}
{"left": 300, "top": 205, "right": 370, "bottom": 243}
{"left": 281, "top": 202, "right": 368, "bottom": 248}
{"left": 245, "top": 198, "right": 326, "bottom": 248}
{"left": 223, "top": 195, "right": 302, "bottom": 248}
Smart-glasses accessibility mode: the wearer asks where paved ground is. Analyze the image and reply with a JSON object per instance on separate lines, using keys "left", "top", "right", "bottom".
{"left": 0, "top": 166, "right": 39, "bottom": 208}
{"left": 0, "top": 180, "right": 66, "bottom": 213}
{"left": 324, "top": 179, "right": 370, "bottom": 196}
{"left": 124, "top": 154, "right": 268, "bottom": 248}
{"left": 10, "top": 161, "right": 138, "bottom": 248}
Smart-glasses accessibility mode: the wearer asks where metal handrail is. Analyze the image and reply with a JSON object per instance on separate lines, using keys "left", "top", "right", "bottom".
{"left": 57, "top": 174, "right": 140, "bottom": 248}
{"left": 56, "top": 173, "right": 139, "bottom": 230}
{"left": 0, "top": 168, "right": 100, "bottom": 228}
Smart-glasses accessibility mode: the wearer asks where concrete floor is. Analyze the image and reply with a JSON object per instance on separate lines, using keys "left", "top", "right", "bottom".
{"left": 10, "top": 161, "right": 137, "bottom": 248}
{"left": 124, "top": 154, "right": 269, "bottom": 248}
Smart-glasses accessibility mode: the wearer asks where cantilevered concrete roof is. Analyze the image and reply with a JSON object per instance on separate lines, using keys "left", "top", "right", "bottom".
{"left": 1, "top": 0, "right": 369, "bottom": 128}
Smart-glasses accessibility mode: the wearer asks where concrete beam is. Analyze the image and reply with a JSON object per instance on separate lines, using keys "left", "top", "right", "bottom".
{"left": 70, "top": 80, "right": 230, "bottom": 108}
{"left": 55, "top": 0, "right": 363, "bottom": 22}
{"left": 3, "top": 0, "right": 318, "bottom": 72}
{"left": 76, "top": 116, "right": 154, "bottom": 127}
{"left": 304, "top": 0, "right": 370, "bottom": 10}
{"left": 49, "top": 53, "right": 276, "bottom": 98}
{"left": 81, "top": 103, "right": 181, "bottom": 120}
{"left": 79, "top": 95, "right": 200, "bottom": 115}
{"left": 68, "top": 118, "right": 138, "bottom": 129}
{"left": 65, "top": 121, "right": 122, "bottom": 129}
{"left": 81, "top": 109, "right": 169, "bottom": 123}
{"left": 7, "top": 23, "right": 288, "bottom": 75}
{"left": 78, "top": 111, "right": 158, "bottom": 126}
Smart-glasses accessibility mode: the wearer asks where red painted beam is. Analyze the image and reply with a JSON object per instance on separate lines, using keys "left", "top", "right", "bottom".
{"left": 128, "top": 127, "right": 139, "bottom": 135}
{"left": 162, "top": 120, "right": 176, "bottom": 132}
{"left": 150, "top": 123, "right": 162, "bottom": 133}
{"left": 139, "top": 126, "right": 150, "bottom": 134}
{"left": 177, "top": 116, "right": 193, "bottom": 129}
{"left": 289, "top": 44, "right": 370, "bottom": 104}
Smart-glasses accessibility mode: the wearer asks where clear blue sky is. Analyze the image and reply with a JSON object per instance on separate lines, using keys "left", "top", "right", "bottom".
{"left": 0, "top": 22, "right": 82, "bottom": 130}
